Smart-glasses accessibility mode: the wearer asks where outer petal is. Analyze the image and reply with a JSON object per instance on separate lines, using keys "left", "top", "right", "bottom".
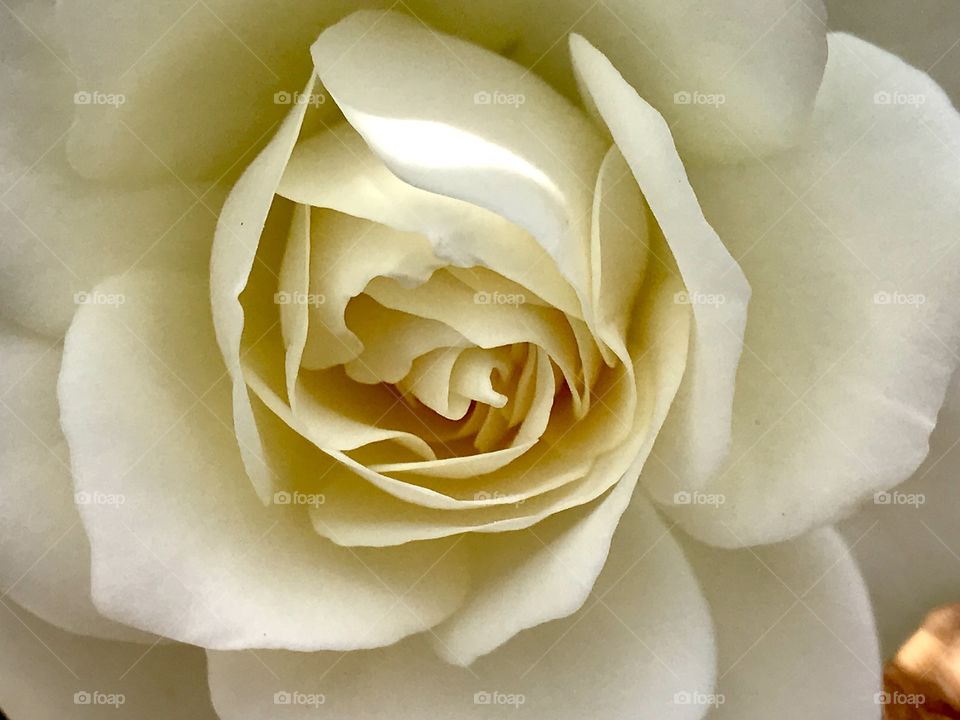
{"left": 1, "top": 2, "right": 221, "bottom": 337}
{"left": 682, "top": 527, "right": 881, "bottom": 718}
{"left": 310, "top": 10, "right": 606, "bottom": 319}
{"left": 208, "top": 491, "right": 715, "bottom": 720}
{"left": 55, "top": 0, "right": 383, "bottom": 181}
{"left": 0, "top": 0, "right": 73, "bottom": 194}
{"left": 414, "top": 0, "right": 828, "bottom": 161}
{"left": 826, "top": 0, "right": 960, "bottom": 103}
{"left": 569, "top": 34, "right": 751, "bottom": 497}
{"left": 0, "top": 599, "right": 217, "bottom": 720}
{"left": 1, "top": 158, "right": 221, "bottom": 336}
{"left": 210, "top": 73, "right": 316, "bottom": 502}
{"left": 0, "top": 319, "right": 149, "bottom": 642}
{"left": 663, "top": 33, "right": 960, "bottom": 546}
{"left": 840, "top": 372, "right": 960, "bottom": 658}
{"left": 58, "top": 269, "right": 468, "bottom": 650}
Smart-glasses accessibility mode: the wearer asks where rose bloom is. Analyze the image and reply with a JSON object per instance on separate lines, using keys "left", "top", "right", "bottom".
{"left": 3, "top": 0, "right": 960, "bottom": 718}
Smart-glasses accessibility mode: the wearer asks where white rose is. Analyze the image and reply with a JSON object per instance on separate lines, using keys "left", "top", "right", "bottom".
{"left": 2, "top": 2, "right": 960, "bottom": 719}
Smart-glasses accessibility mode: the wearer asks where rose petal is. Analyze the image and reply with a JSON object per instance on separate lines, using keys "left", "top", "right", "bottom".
{"left": 416, "top": 0, "right": 829, "bottom": 161}
{"left": 278, "top": 267, "right": 685, "bottom": 549}
{"left": 299, "top": 210, "right": 440, "bottom": 371}
{"left": 1, "top": 153, "right": 222, "bottom": 336}
{"left": 210, "top": 73, "right": 316, "bottom": 502}
{"left": 662, "top": 33, "right": 960, "bottom": 546}
{"left": 310, "top": 10, "right": 607, "bottom": 322}
{"left": 0, "top": 0, "right": 73, "bottom": 195}
{"left": 54, "top": 0, "right": 382, "bottom": 181}
{"left": 682, "top": 527, "right": 881, "bottom": 718}
{"left": 207, "top": 490, "right": 715, "bottom": 718}
{"left": 0, "top": 599, "right": 218, "bottom": 720}
{"left": 427, "top": 268, "right": 690, "bottom": 662}
{"left": 277, "top": 123, "right": 583, "bottom": 321}
{"left": 569, "top": 34, "right": 751, "bottom": 499}
{"left": 840, "top": 371, "right": 960, "bottom": 658}
{"left": 276, "top": 203, "right": 310, "bottom": 405}
{"left": 0, "top": 319, "right": 149, "bottom": 642}
{"left": 58, "top": 269, "right": 468, "bottom": 650}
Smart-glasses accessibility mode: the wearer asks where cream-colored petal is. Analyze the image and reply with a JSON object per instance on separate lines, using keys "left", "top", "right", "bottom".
{"left": 343, "top": 296, "right": 470, "bottom": 385}
{"left": 277, "top": 202, "right": 310, "bottom": 406}
{"left": 0, "top": 0, "right": 73, "bottom": 195}
{"left": 209, "top": 491, "right": 714, "bottom": 718}
{"left": 210, "top": 73, "right": 316, "bottom": 502}
{"left": 590, "top": 144, "right": 649, "bottom": 350}
{"left": 278, "top": 122, "right": 583, "bottom": 320}
{"left": 310, "top": 11, "right": 606, "bottom": 318}
{"left": 570, "top": 34, "right": 751, "bottom": 499}
{"left": 55, "top": 0, "right": 386, "bottom": 181}
{"left": 1, "top": 153, "right": 222, "bottom": 336}
{"left": 663, "top": 34, "right": 960, "bottom": 546}
{"left": 300, "top": 210, "right": 441, "bottom": 370}
{"left": 0, "top": 320, "right": 149, "bottom": 642}
{"left": 683, "top": 528, "right": 881, "bottom": 719}
{"left": 365, "top": 270, "right": 589, "bottom": 412}
{"left": 415, "top": 0, "right": 828, "bottom": 161}
{"left": 0, "top": 600, "right": 218, "bottom": 720}
{"left": 58, "top": 270, "right": 468, "bottom": 650}
{"left": 840, "top": 371, "right": 960, "bottom": 658}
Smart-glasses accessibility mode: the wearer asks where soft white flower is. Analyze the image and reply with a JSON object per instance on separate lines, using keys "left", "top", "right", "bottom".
{"left": 2, "top": 1, "right": 960, "bottom": 718}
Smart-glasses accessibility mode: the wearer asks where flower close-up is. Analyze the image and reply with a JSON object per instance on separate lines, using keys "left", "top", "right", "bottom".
{"left": 3, "top": 1, "right": 960, "bottom": 718}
